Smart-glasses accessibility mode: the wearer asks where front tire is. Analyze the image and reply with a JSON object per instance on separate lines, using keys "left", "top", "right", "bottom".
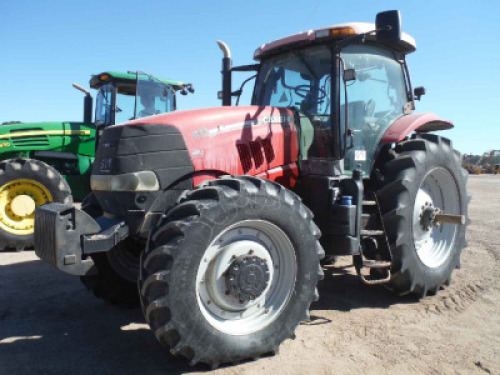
{"left": 79, "top": 193, "right": 141, "bottom": 307}
{"left": 80, "top": 238, "right": 142, "bottom": 307}
{"left": 139, "top": 176, "right": 324, "bottom": 367}
{"left": 376, "top": 134, "right": 470, "bottom": 297}
{"left": 0, "top": 158, "right": 72, "bottom": 251}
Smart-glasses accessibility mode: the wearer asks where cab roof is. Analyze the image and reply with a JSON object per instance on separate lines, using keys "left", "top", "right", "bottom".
{"left": 254, "top": 22, "right": 416, "bottom": 60}
{"left": 89, "top": 71, "right": 186, "bottom": 90}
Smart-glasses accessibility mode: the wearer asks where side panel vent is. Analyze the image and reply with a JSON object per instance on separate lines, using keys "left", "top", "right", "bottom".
{"left": 236, "top": 143, "right": 252, "bottom": 173}
{"left": 249, "top": 141, "right": 264, "bottom": 169}
{"left": 261, "top": 138, "right": 275, "bottom": 163}
{"left": 12, "top": 135, "right": 50, "bottom": 147}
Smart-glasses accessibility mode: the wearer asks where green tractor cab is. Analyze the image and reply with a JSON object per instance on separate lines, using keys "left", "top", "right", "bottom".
{"left": 0, "top": 71, "right": 193, "bottom": 250}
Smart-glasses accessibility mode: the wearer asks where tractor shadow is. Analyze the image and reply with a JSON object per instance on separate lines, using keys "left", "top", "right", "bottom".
{"left": 0, "top": 256, "right": 418, "bottom": 374}
{"left": 0, "top": 257, "right": 208, "bottom": 375}
{"left": 310, "top": 261, "right": 419, "bottom": 315}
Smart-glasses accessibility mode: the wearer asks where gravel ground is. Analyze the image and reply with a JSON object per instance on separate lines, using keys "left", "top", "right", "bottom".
{"left": 0, "top": 175, "right": 498, "bottom": 375}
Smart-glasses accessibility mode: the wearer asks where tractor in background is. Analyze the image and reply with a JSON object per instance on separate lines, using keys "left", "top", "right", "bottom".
{"left": 35, "top": 11, "right": 469, "bottom": 368}
{"left": 484, "top": 150, "right": 500, "bottom": 174}
{"left": 0, "top": 71, "right": 193, "bottom": 250}
{"left": 462, "top": 153, "right": 482, "bottom": 174}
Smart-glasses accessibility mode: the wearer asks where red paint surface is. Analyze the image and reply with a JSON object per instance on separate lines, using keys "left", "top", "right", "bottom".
{"left": 121, "top": 106, "right": 300, "bottom": 188}
{"left": 381, "top": 113, "right": 454, "bottom": 143}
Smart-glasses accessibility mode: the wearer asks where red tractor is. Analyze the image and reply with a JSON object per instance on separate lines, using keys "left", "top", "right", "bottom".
{"left": 35, "top": 11, "right": 469, "bottom": 368}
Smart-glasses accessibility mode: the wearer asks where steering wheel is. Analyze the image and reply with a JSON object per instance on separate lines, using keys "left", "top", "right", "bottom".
{"left": 293, "top": 85, "right": 327, "bottom": 100}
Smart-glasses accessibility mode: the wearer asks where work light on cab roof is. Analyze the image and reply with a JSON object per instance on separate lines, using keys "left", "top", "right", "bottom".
{"left": 254, "top": 20, "right": 416, "bottom": 60}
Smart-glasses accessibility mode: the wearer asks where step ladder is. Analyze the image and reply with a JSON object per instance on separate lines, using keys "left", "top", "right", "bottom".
{"left": 354, "top": 197, "right": 392, "bottom": 285}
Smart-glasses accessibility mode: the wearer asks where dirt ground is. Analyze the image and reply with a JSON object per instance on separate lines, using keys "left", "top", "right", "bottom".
{"left": 0, "top": 175, "right": 498, "bottom": 375}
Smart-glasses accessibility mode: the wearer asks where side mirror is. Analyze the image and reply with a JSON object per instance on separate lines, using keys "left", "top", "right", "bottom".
{"left": 343, "top": 69, "right": 356, "bottom": 82}
{"left": 414, "top": 86, "right": 426, "bottom": 101}
{"left": 375, "top": 10, "right": 402, "bottom": 42}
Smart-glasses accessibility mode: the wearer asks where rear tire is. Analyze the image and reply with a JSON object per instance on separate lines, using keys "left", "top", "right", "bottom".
{"left": 375, "top": 134, "right": 470, "bottom": 298}
{"left": 0, "top": 158, "right": 72, "bottom": 251}
{"left": 139, "top": 176, "right": 324, "bottom": 367}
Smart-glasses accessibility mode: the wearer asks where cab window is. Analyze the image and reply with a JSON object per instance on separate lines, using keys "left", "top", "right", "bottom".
{"left": 340, "top": 44, "right": 408, "bottom": 175}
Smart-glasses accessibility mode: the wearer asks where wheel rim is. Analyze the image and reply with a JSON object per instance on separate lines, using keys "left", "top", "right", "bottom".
{"left": 196, "top": 220, "right": 297, "bottom": 336}
{"left": 413, "top": 167, "right": 460, "bottom": 268}
{"left": 0, "top": 179, "right": 52, "bottom": 235}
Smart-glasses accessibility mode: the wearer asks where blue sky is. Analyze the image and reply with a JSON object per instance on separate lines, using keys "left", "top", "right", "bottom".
{"left": 1, "top": 0, "right": 498, "bottom": 155}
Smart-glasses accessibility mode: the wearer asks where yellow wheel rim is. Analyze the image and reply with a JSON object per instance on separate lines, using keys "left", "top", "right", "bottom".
{"left": 0, "top": 179, "right": 53, "bottom": 235}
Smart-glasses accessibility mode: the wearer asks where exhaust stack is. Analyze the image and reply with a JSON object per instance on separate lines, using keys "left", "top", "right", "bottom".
{"left": 73, "top": 83, "right": 93, "bottom": 123}
{"left": 217, "top": 40, "right": 232, "bottom": 106}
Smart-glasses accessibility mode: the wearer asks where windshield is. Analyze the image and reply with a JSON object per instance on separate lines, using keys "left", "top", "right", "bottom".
{"left": 94, "top": 75, "right": 176, "bottom": 127}
{"left": 135, "top": 73, "right": 175, "bottom": 119}
{"left": 253, "top": 46, "right": 332, "bottom": 115}
{"left": 253, "top": 46, "right": 334, "bottom": 159}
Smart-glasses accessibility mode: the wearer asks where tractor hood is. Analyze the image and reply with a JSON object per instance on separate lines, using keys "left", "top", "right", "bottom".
{"left": 122, "top": 106, "right": 296, "bottom": 144}
{"left": 0, "top": 121, "right": 94, "bottom": 155}
{"left": 103, "top": 106, "right": 300, "bottom": 185}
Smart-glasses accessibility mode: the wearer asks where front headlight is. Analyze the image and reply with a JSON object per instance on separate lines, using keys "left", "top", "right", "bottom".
{"left": 90, "top": 171, "right": 160, "bottom": 192}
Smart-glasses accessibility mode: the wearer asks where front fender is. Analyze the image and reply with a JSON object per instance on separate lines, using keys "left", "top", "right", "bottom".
{"left": 381, "top": 113, "right": 453, "bottom": 143}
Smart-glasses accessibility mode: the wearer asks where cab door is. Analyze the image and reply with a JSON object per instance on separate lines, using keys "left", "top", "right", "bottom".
{"left": 340, "top": 44, "right": 409, "bottom": 175}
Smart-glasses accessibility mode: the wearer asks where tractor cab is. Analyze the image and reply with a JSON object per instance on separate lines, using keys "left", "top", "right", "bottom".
{"left": 89, "top": 71, "right": 192, "bottom": 131}
{"left": 223, "top": 12, "right": 418, "bottom": 177}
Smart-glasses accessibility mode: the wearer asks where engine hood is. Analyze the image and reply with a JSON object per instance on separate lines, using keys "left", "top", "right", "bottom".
{"left": 120, "top": 106, "right": 295, "bottom": 134}
{"left": 0, "top": 121, "right": 89, "bottom": 135}
{"left": 0, "top": 121, "right": 94, "bottom": 154}
{"left": 109, "top": 106, "right": 300, "bottom": 184}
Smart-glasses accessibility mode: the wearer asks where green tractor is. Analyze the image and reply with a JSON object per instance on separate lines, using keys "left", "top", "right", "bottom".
{"left": 0, "top": 71, "right": 193, "bottom": 251}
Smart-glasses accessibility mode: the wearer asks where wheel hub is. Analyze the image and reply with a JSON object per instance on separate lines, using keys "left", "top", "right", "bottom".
{"left": 11, "top": 195, "right": 36, "bottom": 217}
{"left": 420, "top": 204, "right": 440, "bottom": 231}
{"left": 226, "top": 255, "right": 270, "bottom": 302}
{"left": 0, "top": 179, "right": 52, "bottom": 235}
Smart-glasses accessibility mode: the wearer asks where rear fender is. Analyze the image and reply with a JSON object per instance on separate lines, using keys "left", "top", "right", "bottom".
{"left": 381, "top": 113, "right": 453, "bottom": 144}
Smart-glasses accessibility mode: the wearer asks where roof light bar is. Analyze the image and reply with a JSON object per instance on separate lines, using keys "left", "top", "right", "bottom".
{"left": 315, "top": 27, "right": 356, "bottom": 39}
